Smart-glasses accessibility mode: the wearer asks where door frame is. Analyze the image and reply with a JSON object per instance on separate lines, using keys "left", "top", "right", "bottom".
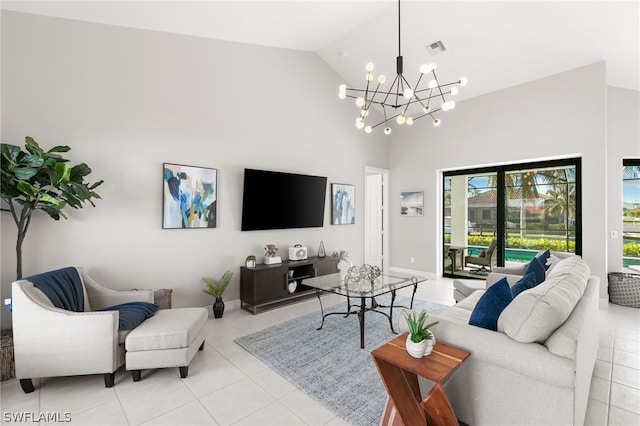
{"left": 364, "top": 166, "right": 390, "bottom": 272}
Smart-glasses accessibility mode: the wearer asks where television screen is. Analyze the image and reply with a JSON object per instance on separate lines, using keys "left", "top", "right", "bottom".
{"left": 241, "top": 169, "right": 327, "bottom": 231}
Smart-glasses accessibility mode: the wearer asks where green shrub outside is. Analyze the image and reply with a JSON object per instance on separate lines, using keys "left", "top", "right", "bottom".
{"left": 624, "top": 241, "right": 640, "bottom": 257}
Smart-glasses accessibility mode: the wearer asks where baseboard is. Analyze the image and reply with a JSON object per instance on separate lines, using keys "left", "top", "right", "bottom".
{"left": 388, "top": 266, "right": 437, "bottom": 280}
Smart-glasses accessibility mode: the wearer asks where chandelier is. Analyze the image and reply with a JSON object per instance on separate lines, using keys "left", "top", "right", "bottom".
{"left": 338, "top": 0, "right": 467, "bottom": 135}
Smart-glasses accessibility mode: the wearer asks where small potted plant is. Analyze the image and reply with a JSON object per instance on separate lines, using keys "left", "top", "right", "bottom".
{"left": 330, "top": 250, "right": 349, "bottom": 271}
{"left": 202, "top": 271, "right": 233, "bottom": 318}
{"left": 403, "top": 310, "right": 439, "bottom": 358}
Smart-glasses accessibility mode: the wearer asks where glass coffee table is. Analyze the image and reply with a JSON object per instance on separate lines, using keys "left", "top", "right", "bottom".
{"left": 303, "top": 271, "right": 428, "bottom": 348}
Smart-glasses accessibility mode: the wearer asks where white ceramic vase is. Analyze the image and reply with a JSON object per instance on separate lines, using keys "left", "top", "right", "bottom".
{"left": 406, "top": 335, "right": 427, "bottom": 358}
{"left": 423, "top": 332, "right": 436, "bottom": 356}
{"left": 406, "top": 333, "right": 436, "bottom": 358}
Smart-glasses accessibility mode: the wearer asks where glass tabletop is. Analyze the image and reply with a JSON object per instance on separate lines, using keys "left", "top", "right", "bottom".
{"left": 303, "top": 271, "right": 427, "bottom": 298}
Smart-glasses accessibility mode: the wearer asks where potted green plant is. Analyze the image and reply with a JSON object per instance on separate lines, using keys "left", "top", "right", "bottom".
{"left": 330, "top": 250, "right": 349, "bottom": 271}
{"left": 1, "top": 137, "right": 103, "bottom": 279}
{"left": 202, "top": 271, "right": 233, "bottom": 318}
{"left": 403, "top": 310, "right": 439, "bottom": 358}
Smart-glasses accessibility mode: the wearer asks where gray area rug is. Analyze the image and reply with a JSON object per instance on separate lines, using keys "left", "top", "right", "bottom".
{"left": 234, "top": 294, "right": 448, "bottom": 426}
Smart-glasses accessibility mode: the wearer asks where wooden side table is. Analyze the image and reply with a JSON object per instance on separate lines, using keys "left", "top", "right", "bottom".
{"left": 371, "top": 333, "right": 470, "bottom": 426}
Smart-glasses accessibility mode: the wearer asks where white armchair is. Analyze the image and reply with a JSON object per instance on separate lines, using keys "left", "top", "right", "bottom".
{"left": 11, "top": 267, "right": 153, "bottom": 393}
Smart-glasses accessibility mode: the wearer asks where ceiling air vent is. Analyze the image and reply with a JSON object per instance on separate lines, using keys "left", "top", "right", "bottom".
{"left": 426, "top": 40, "right": 446, "bottom": 55}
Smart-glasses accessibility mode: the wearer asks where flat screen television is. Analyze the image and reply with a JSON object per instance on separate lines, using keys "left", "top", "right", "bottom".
{"left": 241, "top": 168, "right": 327, "bottom": 231}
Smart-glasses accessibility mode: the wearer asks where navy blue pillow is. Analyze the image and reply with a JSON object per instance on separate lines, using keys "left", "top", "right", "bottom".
{"left": 523, "top": 257, "right": 546, "bottom": 284}
{"left": 535, "top": 250, "right": 551, "bottom": 271}
{"left": 98, "top": 302, "right": 158, "bottom": 330}
{"left": 510, "top": 272, "right": 539, "bottom": 298}
{"left": 469, "top": 278, "right": 513, "bottom": 331}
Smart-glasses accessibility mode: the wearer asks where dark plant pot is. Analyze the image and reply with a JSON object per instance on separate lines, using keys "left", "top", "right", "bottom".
{"left": 213, "top": 298, "right": 225, "bottom": 318}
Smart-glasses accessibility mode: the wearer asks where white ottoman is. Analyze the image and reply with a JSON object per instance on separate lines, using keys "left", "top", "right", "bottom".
{"left": 125, "top": 307, "right": 208, "bottom": 381}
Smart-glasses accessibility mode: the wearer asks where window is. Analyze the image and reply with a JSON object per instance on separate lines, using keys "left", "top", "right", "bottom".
{"left": 443, "top": 158, "right": 581, "bottom": 278}
{"left": 623, "top": 159, "right": 640, "bottom": 272}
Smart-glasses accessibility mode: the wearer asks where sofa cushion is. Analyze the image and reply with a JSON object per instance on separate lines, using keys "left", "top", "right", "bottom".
{"left": 498, "top": 256, "right": 590, "bottom": 343}
{"left": 510, "top": 272, "right": 539, "bottom": 298}
{"left": 523, "top": 257, "right": 546, "bottom": 284}
{"left": 469, "top": 278, "right": 513, "bottom": 331}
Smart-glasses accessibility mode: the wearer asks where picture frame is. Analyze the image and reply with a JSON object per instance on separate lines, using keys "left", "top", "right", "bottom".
{"left": 163, "top": 163, "right": 217, "bottom": 229}
{"left": 331, "top": 183, "right": 355, "bottom": 225}
{"left": 400, "top": 190, "right": 423, "bottom": 216}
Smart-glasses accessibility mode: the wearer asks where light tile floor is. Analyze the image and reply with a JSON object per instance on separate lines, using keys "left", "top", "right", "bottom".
{"left": 1, "top": 277, "right": 639, "bottom": 425}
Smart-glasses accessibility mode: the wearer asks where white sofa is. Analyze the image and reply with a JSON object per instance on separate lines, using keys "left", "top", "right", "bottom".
{"left": 431, "top": 256, "right": 600, "bottom": 426}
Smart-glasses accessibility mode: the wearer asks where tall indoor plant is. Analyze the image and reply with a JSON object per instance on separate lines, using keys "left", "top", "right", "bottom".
{"left": 1, "top": 137, "right": 103, "bottom": 279}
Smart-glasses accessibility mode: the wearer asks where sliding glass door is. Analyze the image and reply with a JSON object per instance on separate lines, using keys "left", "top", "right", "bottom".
{"left": 623, "top": 159, "right": 640, "bottom": 272}
{"left": 443, "top": 159, "right": 581, "bottom": 279}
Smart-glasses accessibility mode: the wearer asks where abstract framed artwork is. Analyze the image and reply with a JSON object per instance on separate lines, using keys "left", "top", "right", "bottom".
{"left": 400, "top": 190, "right": 423, "bottom": 216}
{"left": 163, "top": 163, "right": 217, "bottom": 229}
{"left": 331, "top": 183, "right": 355, "bottom": 225}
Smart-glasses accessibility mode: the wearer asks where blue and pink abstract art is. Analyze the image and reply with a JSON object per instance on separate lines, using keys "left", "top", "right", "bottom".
{"left": 163, "top": 163, "right": 217, "bottom": 229}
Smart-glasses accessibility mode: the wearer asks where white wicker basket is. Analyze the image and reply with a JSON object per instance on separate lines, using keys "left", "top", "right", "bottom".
{"left": 608, "top": 273, "right": 640, "bottom": 308}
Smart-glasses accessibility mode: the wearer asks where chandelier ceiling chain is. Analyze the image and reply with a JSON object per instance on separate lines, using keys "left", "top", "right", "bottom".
{"left": 338, "top": 0, "right": 467, "bottom": 135}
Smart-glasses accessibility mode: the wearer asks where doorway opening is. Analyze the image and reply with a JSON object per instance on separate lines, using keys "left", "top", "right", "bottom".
{"left": 365, "top": 167, "right": 389, "bottom": 272}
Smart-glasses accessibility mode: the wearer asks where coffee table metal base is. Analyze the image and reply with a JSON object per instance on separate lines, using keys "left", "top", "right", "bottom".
{"left": 313, "top": 282, "right": 418, "bottom": 349}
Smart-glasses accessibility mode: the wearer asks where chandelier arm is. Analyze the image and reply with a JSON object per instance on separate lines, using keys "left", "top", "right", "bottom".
{"left": 365, "top": 84, "right": 383, "bottom": 111}
{"left": 379, "top": 74, "right": 401, "bottom": 106}
{"left": 431, "top": 70, "right": 447, "bottom": 102}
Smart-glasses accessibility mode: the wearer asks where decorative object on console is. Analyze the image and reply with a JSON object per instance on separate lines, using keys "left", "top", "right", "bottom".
{"left": 400, "top": 190, "right": 424, "bottom": 216}
{"left": 245, "top": 255, "right": 256, "bottom": 268}
{"left": 331, "top": 183, "right": 355, "bottom": 225}
{"left": 264, "top": 244, "right": 282, "bottom": 264}
{"left": 402, "top": 310, "right": 439, "bottom": 358}
{"left": 337, "top": 0, "right": 466, "bottom": 134}
{"left": 163, "top": 163, "right": 217, "bottom": 229}
{"left": 289, "top": 244, "right": 308, "bottom": 261}
{"left": 318, "top": 241, "right": 326, "bottom": 258}
{"left": 202, "top": 271, "right": 233, "bottom": 318}
{"left": 330, "top": 250, "right": 349, "bottom": 271}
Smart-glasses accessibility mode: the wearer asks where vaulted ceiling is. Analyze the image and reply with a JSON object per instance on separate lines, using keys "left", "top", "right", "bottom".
{"left": 3, "top": 1, "right": 638, "bottom": 103}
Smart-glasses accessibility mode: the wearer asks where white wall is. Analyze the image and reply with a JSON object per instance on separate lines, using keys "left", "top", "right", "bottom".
{"left": 388, "top": 62, "right": 616, "bottom": 298}
{"left": 607, "top": 87, "right": 640, "bottom": 272}
{"left": 0, "top": 11, "right": 390, "bottom": 328}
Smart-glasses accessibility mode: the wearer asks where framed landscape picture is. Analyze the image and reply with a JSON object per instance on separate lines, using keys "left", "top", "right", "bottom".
{"left": 163, "top": 163, "right": 217, "bottom": 229}
{"left": 400, "top": 190, "right": 423, "bottom": 216}
{"left": 331, "top": 183, "right": 355, "bottom": 225}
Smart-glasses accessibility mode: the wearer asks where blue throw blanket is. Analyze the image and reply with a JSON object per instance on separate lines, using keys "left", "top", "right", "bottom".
{"left": 98, "top": 302, "right": 158, "bottom": 330}
{"left": 25, "top": 267, "right": 84, "bottom": 312}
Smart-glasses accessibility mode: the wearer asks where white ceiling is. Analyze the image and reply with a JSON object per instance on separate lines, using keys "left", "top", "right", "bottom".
{"left": 2, "top": 0, "right": 639, "bottom": 103}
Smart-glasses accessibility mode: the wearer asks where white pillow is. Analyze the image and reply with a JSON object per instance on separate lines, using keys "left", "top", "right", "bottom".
{"left": 498, "top": 256, "right": 589, "bottom": 343}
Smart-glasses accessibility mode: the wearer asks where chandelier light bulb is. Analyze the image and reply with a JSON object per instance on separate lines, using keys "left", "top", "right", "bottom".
{"left": 419, "top": 63, "right": 433, "bottom": 74}
{"left": 356, "top": 118, "right": 365, "bottom": 129}
{"left": 339, "top": 84, "right": 347, "bottom": 92}
{"left": 406, "top": 117, "right": 414, "bottom": 125}
{"left": 365, "top": 126, "right": 372, "bottom": 134}
{"left": 403, "top": 88, "right": 413, "bottom": 99}
{"left": 396, "top": 114, "right": 406, "bottom": 125}
{"left": 428, "top": 80, "right": 438, "bottom": 89}
{"left": 450, "top": 87, "right": 459, "bottom": 96}
{"left": 366, "top": 62, "right": 375, "bottom": 72}
{"left": 423, "top": 106, "right": 431, "bottom": 113}
{"left": 433, "top": 118, "right": 441, "bottom": 127}
{"left": 459, "top": 77, "right": 468, "bottom": 86}
{"left": 378, "top": 75, "right": 386, "bottom": 85}
{"left": 338, "top": 92, "right": 346, "bottom": 99}
{"left": 355, "top": 97, "right": 365, "bottom": 107}
{"left": 442, "top": 101, "right": 456, "bottom": 111}
{"left": 360, "top": 109, "right": 369, "bottom": 117}
{"left": 366, "top": 74, "right": 373, "bottom": 82}
{"left": 384, "top": 127, "right": 392, "bottom": 135}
